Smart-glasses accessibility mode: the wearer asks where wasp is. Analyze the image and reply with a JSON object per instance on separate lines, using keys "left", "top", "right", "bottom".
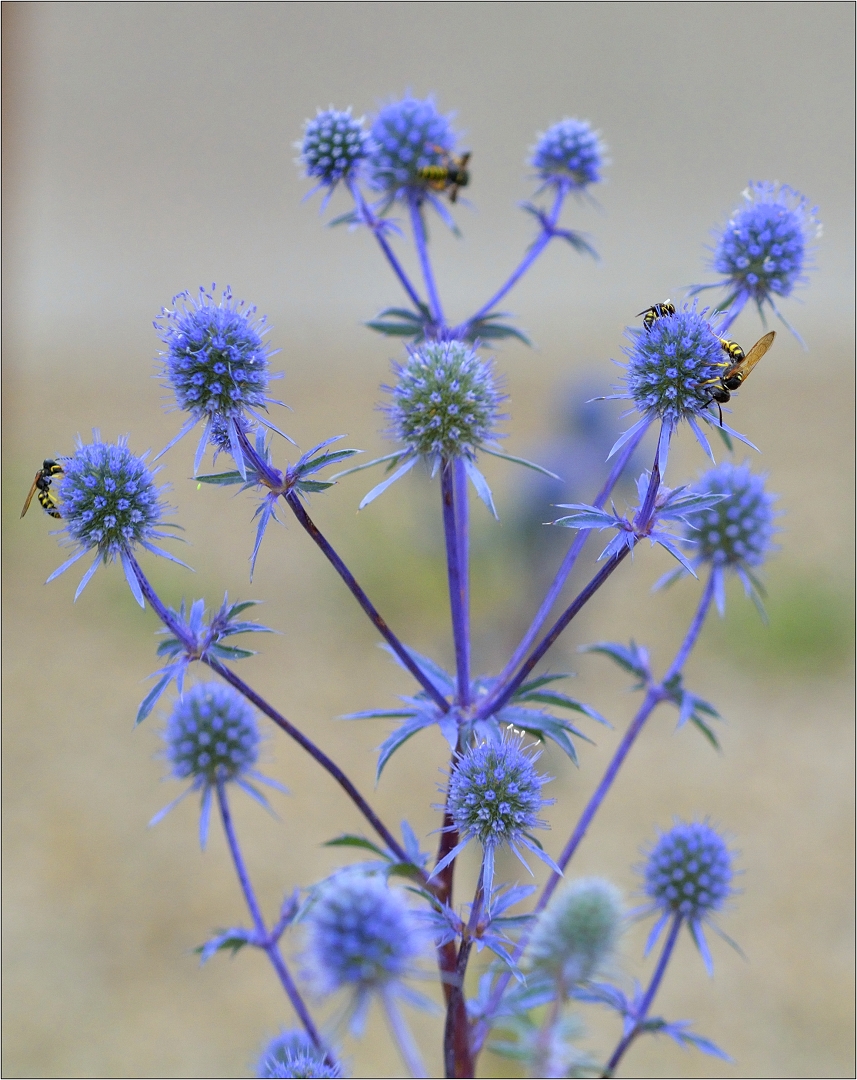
{"left": 636, "top": 300, "right": 675, "bottom": 331}
{"left": 417, "top": 146, "right": 471, "bottom": 202}
{"left": 706, "top": 330, "right": 776, "bottom": 424}
{"left": 21, "top": 459, "right": 64, "bottom": 519}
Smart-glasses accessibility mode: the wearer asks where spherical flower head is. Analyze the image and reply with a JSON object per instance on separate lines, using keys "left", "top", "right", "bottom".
{"left": 305, "top": 869, "right": 424, "bottom": 996}
{"left": 531, "top": 118, "right": 605, "bottom": 189}
{"left": 256, "top": 1031, "right": 341, "bottom": 1080}
{"left": 59, "top": 434, "right": 167, "bottom": 561}
{"left": 387, "top": 341, "right": 504, "bottom": 461}
{"left": 526, "top": 877, "right": 623, "bottom": 988}
{"left": 685, "top": 461, "right": 777, "bottom": 569}
{"left": 164, "top": 682, "right": 259, "bottom": 786}
{"left": 299, "top": 107, "right": 370, "bottom": 188}
{"left": 644, "top": 821, "right": 733, "bottom": 922}
{"left": 367, "top": 95, "right": 455, "bottom": 195}
{"left": 622, "top": 305, "right": 727, "bottom": 424}
{"left": 712, "top": 182, "right": 820, "bottom": 301}
{"left": 156, "top": 286, "right": 273, "bottom": 423}
{"left": 448, "top": 735, "right": 550, "bottom": 850}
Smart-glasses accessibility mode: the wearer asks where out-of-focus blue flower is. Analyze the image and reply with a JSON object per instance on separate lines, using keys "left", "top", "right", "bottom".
{"left": 531, "top": 118, "right": 606, "bottom": 192}
{"left": 366, "top": 95, "right": 456, "bottom": 202}
{"left": 709, "top": 182, "right": 820, "bottom": 310}
{"left": 637, "top": 820, "right": 738, "bottom": 975}
{"left": 256, "top": 1029, "right": 342, "bottom": 1079}
{"left": 298, "top": 107, "right": 371, "bottom": 197}
{"left": 150, "top": 682, "right": 287, "bottom": 849}
{"left": 155, "top": 286, "right": 287, "bottom": 475}
{"left": 304, "top": 868, "right": 427, "bottom": 1015}
{"left": 433, "top": 732, "right": 558, "bottom": 900}
{"left": 45, "top": 433, "right": 186, "bottom": 606}
{"left": 666, "top": 461, "right": 778, "bottom": 615}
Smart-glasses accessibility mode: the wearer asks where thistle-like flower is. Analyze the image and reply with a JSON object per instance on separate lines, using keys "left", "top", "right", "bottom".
{"left": 256, "top": 1030, "right": 342, "bottom": 1079}
{"left": 155, "top": 285, "right": 287, "bottom": 474}
{"left": 526, "top": 877, "right": 623, "bottom": 993}
{"left": 638, "top": 820, "right": 738, "bottom": 975}
{"left": 433, "top": 733, "right": 558, "bottom": 900}
{"left": 366, "top": 95, "right": 456, "bottom": 205}
{"left": 695, "top": 182, "right": 820, "bottom": 330}
{"left": 150, "top": 682, "right": 287, "bottom": 848}
{"left": 531, "top": 118, "right": 606, "bottom": 193}
{"left": 669, "top": 460, "right": 778, "bottom": 615}
{"left": 347, "top": 341, "right": 507, "bottom": 513}
{"left": 609, "top": 303, "right": 754, "bottom": 468}
{"left": 45, "top": 433, "right": 185, "bottom": 605}
{"left": 298, "top": 106, "right": 371, "bottom": 199}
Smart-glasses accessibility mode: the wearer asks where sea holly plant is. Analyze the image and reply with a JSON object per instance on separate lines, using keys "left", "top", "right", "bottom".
{"left": 29, "top": 92, "right": 816, "bottom": 1078}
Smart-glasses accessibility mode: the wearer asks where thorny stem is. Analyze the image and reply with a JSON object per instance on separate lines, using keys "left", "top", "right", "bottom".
{"left": 603, "top": 913, "right": 684, "bottom": 1077}
{"left": 495, "top": 420, "right": 650, "bottom": 688}
{"left": 126, "top": 553, "right": 413, "bottom": 868}
{"left": 348, "top": 179, "right": 427, "bottom": 313}
{"left": 409, "top": 195, "right": 445, "bottom": 324}
{"left": 215, "top": 783, "right": 332, "bottom": 1062}
{"left": 466, "top": 186, "right": 565, "bottom": 326}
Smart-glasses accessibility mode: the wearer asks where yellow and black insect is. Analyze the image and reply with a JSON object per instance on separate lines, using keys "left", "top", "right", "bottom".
{"left": 21, "top": 459, "right": 64, "bottom": 519}
{"left": 417, "top": 147, "right": 471, "bottom": 202}
{"left": 706, "top": 330, "right": 776, "bottom": 423}
{"left": 636, "top": 300, "right": 675, "bottom": 331}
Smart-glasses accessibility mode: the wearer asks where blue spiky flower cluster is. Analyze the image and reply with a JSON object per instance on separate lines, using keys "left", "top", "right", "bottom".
{"left": 622, "top": 306, "right": 726, "bottom": 424}
{"left": 531, "top": 118, "right": 605, "bottom": 189}
{"left": 685, "top": 461, "right": 776, "bottom": 568}
{"left": 299, "top": 107, "right": 370, "bottom": 189}
{"left": 156, "top": 286, "right": 273, "bottom": 422}
{"left": 59, "top": 436, "right": 165, "bottom": 555}
{"left": 165, "top": 682, "right": 259, "bottom": 785}
{"left": 644, "top": 821, "right": 733, "bottom": 921}
{"left": 713, "top": 182, "right": 820, "bottom": 302}
{"left": 305, "top": 869, "right": 423, "bottom": 995}
{"left": 256, "top": 1030, "right": 341, "bottom": 1080}
{"left": 448, "top": 736, "right": 550, "bottom": 851}
{"left": 387, "top": 341, "right": 504, "bottom": 461}
{"left": 367, "top": 96, "right": 455, "bottom": 195}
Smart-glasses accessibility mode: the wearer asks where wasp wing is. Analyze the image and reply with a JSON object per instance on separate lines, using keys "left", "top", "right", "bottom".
{"left": 725, "top": 330, "right": 775, "bottom": 384}
{"left": 20, "top": 473, "right": 41, "bottom": 517}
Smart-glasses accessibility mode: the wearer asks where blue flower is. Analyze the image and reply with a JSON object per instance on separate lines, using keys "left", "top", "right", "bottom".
{"left": 150, "top": 682, "right": 287, "bottom": 849}
{"left": 366, "top": 95, "right": 456, "bottom": 201}
{"left": 298, "top": 107, "right": 371, "bottom": 198}
{"left": 256, "top": 1030, "right": 342, "bottom": 1079}
{"left": 531, "top": 118, "right": 606, "bottom": 192}
{"left": 711, "top": 182, "right": 820, "bottom": 309}
{"left": 669, "top": 461, "right": 778, "bottom": 615}
{"left": 638, "top": 820, "right": 738, "bottom": 975}
{"left": 155, "top": 285, "right": 287, "bottom": 475}
{"left": 304, "top": 868, "right": 427, "bottom": 1004}
{"left": 434, "top": 732, "right": 558, "bottom": 900}
{"left": 608, "top": 303, "right": 755, "bottom": 466}
{"left": 349, "top": 341, "right": 507, "bottom": 513}
{"left": 45, "top": 433, "right": 186, "bottom": 605}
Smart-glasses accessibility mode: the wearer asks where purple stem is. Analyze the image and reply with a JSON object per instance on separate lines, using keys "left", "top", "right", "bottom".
{"left": 440, "top": 461, "right": 470, "bottom": 705}
{"left": 284, "top": 491, "right": 451, "bottom": 714}
{"left": 466, "top": 186, "right": 565, "bottom": 325}
{"left": 408, "top": 194, "right": 444, "bottom": 324}
{"left": 495, "top": 421, "right": 650, "bottom": 688}
{"left": 215, "top": 782, "right": 330, "bottom": 1058}
{"left": 472, "top": 569, "right": 716, "bottom": 1055}
{"left": 125, "top": 553, "right": 413, "bottom": 867}
{"left": 604, "top": 913, "right": 684, "bottom": 1077}
{"left": 348, "top": 180, "right": 427, "bottom": 314}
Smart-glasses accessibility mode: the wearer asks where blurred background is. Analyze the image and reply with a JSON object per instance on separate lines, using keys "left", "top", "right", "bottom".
{"left": 2, "top": 4, "right": 854, "bottom": 1077}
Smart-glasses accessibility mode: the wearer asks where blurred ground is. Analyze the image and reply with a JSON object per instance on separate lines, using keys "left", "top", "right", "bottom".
{"left": 2, "top": 4, "right": 854, "bottom": 1078}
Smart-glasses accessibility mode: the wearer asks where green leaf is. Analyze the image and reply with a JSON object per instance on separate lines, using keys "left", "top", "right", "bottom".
{"left": 480, "top": 447, "right": 560, "bottom": 478}
{"left": 323, "top": 835, "right": 391, "bottom": 860}
{"left": 295, "top": 479, "right": 335, "bottom": 493}
{"left": 194, "top": 471, "right": 245, "bottom": 486}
